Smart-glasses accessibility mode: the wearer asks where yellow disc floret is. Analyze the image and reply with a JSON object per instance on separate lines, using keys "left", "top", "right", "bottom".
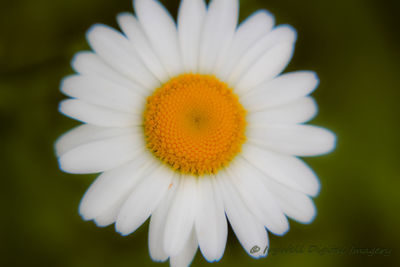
{"left": 143, "top": 74, "right": 246, "bottom": 176}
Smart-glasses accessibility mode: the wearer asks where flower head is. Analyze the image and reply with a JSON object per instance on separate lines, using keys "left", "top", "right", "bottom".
{"left": 56, "top": 0, "right": 336, "bottom": 266}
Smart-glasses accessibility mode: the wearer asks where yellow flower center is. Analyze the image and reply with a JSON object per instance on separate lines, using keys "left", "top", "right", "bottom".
{"left": 143, "top": 74, "right": 246, "bottom": 176}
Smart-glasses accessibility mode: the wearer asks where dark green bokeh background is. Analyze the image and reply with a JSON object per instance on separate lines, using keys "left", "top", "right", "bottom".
{"left": 1, "top": 0, "right": 399, "bottom": 266}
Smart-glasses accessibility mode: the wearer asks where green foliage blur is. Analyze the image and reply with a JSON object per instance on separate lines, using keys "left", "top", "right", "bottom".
{"left": 1, "top": 0, "right": 399, "bottom": 266}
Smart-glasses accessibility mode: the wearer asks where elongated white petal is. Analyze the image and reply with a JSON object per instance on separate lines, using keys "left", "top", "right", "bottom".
{"left": 217, "top": 10, "right": 274, "bottom": 80}
{"left": 228, "top": 159, "right": 289, "bottom": 235}
{"left": 262, "top": 177, "right": 316, "bottom": 224}
{"left": 235, "top": 42, "right": 295, "bottom": 93}
{"left": 178, "top": 0, "right": 206, "bottom": 72}
{"left": 134, "top": 0, "right": 183, "bottom": 77}
{"left": 59, "top": 99, "right": 141, "bottom": 127}
{"left": 242, "top": 144, "right": 320, "bottom": 197}
{"left": 170, "top": 229, "right": 198, "bottom": 267}
{"left": 61, "top": 75, "right": 145, "bottom": 113}
{"left": 87, "top": 24, "right": 159, "bottom": 89}
{"left": 217, "top": 171, "right": 268, "bottom": 258}
{"left": 117, "top": 13, "right": 169, "bottom": 83}
{"left": 248, "top": 124, "right": 336, "bottom": 156}
{"left": 149, "top": 176, "right": 179, "bottom": 262}
{"left": 116, "top": 164, "right": 174, "bottom": 235}
{"left": 55, "top": 124, "right": 136, "bottom": 157}
{"left": 164, "top": 176, "right": 197, "bottom": 256}
{"left": 246, "top": 97, "right": 317, "bottom": 124}
{"left": 198, "top": 0, "right": 238, "bottom": 74}
{"left": 72, "top": 51, "right": 118, "bottom": 80}
{"left": 241, "top": 71, "right": 319, "bottom": 109}
{"left": 79, "top": 153, "right": 155, "bottom": 221}
{"left": 71, "top": 51, "right": 148, "bottom": 95}
{"left": 195, "top": 176, "right": 227, "bottom": 261}
{"left": 58, "top": 134, "right": 144, "bottom": 174}
{"left": 228, "top": 25, "right": 296, "bottom": 86}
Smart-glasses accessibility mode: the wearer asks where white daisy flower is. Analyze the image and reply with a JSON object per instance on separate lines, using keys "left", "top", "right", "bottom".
{"left": 56, "top": 0, "right": 336, "bottom": 266}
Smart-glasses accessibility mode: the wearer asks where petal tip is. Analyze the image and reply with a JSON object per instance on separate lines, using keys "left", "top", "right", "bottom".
{"left": 254, "top": 9, "right": 275, "bottom": 25}
{"left": 276, "top": 24, "right": 298, "bottom": 42}
{"left": 115, "top": 223, "right": 132, "bottom": 236}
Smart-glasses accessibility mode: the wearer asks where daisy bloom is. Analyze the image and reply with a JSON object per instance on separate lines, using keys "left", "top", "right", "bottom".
{"left": 56, "top": 0, "right": 336, "bottom": 266}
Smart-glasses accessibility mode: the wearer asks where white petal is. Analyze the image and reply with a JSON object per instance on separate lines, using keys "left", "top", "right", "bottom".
{"left": 71, "top": 51, "right": 149, "bottom": 95}
{"left": 198, "top": 0, "right": 239, "bottom": 74}
{"left": 241, "top": 144, "right": 320, "bottom": 197}
{"left": 170, "top": 229, "right": 198, "bottom": 267}
{"left": 248, "top": 124, "right": 337, "bottom": 156}
{"left": 58, "top": 133, "right": 144, "bottom": 174}
{"left": 79, "top": 153, "right": 155, "bottom": 221}
{"left": 178, "top": 0, "right": 207, "bottom": 72}
{"left": 246, "top": 97, "right": 318, "bottom": 123}
{"left": 61, "top": 75, "right": 145, "bottom": 113}
{"left": 87, "top": 24, "right": 159, "bottom": 89}
{"left": 241, "top": 71, "right": 319, "bottom": 109}
{"left": 216, "top": 10, "right": 274, "bottom": 80}
{"left": 55, "top": 124, "right": 135, "bottom": 157}
{"left": 149, "top": 175, "right": 180, "bottom": 262}
{"left": 59, "top": 99, "right": 141, "bottom": 127}
{"left": 164, "top": 175, "right": 197, "bottom": 256}
{"left": 262, "top": 177, "right": 316, "bottom": 224}
{"left": 195, "top": 176, "right": 227, "bottom": 262}
{"left": 216, "top": 171, "right": 268, "bottom": 258}
{"left": 228, "top": 25, "right": 296, "bottom": 87}
{"left": 134, "top": 0, "right": 183, "bottom": 77}
{"left": 117, "top": 13, "right": 170, "bottom": 83}
{"left": 228, "top": 158, "right": 289, "bottom": 235}
{"left": 235, "top": 42, "right": 295, "bottom": 93}
{"left": 116, "top": 164, "right": 174, "bottom": 235}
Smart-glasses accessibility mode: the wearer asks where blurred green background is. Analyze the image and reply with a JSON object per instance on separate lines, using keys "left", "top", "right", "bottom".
{"left": 1, "top": 0, "right": 399, "bottom": 266}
